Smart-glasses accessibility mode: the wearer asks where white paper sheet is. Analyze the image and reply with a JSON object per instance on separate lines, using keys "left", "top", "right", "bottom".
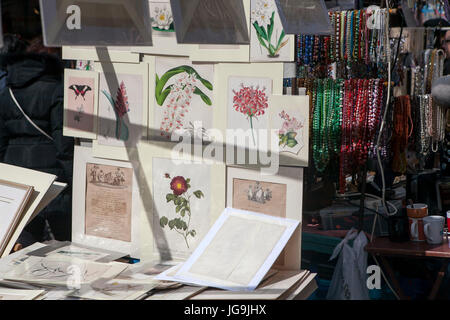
{"left": 174, "top": 208, "right": 299, "bottom": 291}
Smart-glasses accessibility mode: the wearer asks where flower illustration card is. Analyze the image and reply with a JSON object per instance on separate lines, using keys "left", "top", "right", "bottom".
{"left": 135, "top": 141, "right": 225, "bottom": 262}
{"left": 250, "top": 0, "right": 295, "bottom": 62}
{"left": 147, "top": 56, "right": 215, "bottom": 142}
{"left": 93, "top": 62, "right": 149, "bottom": 161}
{"left": 63, "top": 69, "right": 98, "bottom": 139}
{"left": 215, "top": 62, "right": 283, "bottom": 162}
{"left": 226, "top": 166, "right": 303, "bottom": 270}
{"left": 227, "top": 76, "right": 272, "bottom": 149}
{"left": 73, "top": 146, "right": 141, "bottom": 258}
{"left": 152, "top": 158, "right": 211, "bottom": 259}
{"left": 269, "top": 95, "right": 309, "bottom": 167}
{"left": 132, "top": 0, "right": 193, "bottom": 56}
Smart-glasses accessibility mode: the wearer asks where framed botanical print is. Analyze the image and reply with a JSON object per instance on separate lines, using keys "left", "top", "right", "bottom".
{"left": 145, "top": 55, "right": 216, "bottom": 142}
{"left": 134, "top": 141, "right": 226, "bottom": 262}
{"left": 72, "top": 145, "right": 141, "bottom": 258}
{"left": 188, "top": 0, "right": 251, "bottom": 62}
{"left": 226, "top": 165, "right": 303, "bottom": 269}
{"left": 63, "top": 69, "right": 99, "bottom": 139}
{"left": 0, "top": 164, "right": 57, "bottom": 258}
{"left": 0, "top": 180, "right": 34, "bottom": 256}
{"left": 269, "top": 95, "right": 309, "bottom": 167}
{"left": 62, "top": 46, "right": 140, "bottom": 63}
{"left": 132, "top": 0, "right": 194, "bottom": 56}
{"left": 249, "top": 0, "right": 295, "bottom": 62}
{"left": 215, "top": 62, "right": 284, "bottom": 164}
{"left": 92, "top": 62, "right": 149, "bottom": 161}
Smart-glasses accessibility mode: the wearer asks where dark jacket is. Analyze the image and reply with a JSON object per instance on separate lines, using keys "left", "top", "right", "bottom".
{"left": 0, "top": 53, "right": 74, "bottom": 242}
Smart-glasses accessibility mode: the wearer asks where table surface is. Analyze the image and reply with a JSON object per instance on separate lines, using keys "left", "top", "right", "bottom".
{"left": 365, "top": 236, "right": 450, "bottom": 258}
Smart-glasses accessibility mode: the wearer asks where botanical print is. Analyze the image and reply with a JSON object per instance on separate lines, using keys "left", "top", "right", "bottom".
{"left": 278, "top": 110, "right": 305, "bottom": 154}
{"left": 48, "top": 245, "right": 109, "bottom": 262}
{"left": 150, "top": 1, "right": 174, "bottom": 32}
{"left": 4, "top": 256, "right": 121, "bottom": 285}
{"left": 250, "top": 0, "right": 290, "bottom": 61}
{"left": 66, "top": 76, "right": 95, "bottom": 132}
{"left": 98, "top": 73, "right": 143, "bottom": 147}
{"left": 102, "top": 81, "right": 130, "bottom": 142}
{"left": 154, "top": 57, "right": 214, "bottom": 141}
{"left": 152, "top": 158, "right": 211, "bottom": 259}
{"left": 159, "top": 174, "right": 204, "bottom": 249}
{"left": 232, "top": 178, "right": 287, "bottom": 218}
{"left": 228, "top": 76, "right": 272, "bottom": 148}
{"left": 85, "top": 163, "right": 133, "bottom": 242}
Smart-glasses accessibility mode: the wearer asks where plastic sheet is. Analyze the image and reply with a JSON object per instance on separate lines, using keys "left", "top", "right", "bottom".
{"left": 170, "top": 0, "right": 250, "bottom": 44}
{"left": 274, "top": 0, "right": 332, "bottom": 35}
{"left": 39, "top": 0, "right": 152, "bottom": 46}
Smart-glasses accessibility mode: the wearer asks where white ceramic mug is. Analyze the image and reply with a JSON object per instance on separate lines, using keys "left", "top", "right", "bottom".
{"left": 423, "top": 216, "right": 445, "bottom": 245}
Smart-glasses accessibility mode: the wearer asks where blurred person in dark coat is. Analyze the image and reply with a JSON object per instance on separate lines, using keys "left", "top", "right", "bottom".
{"left": 0, "top": 35, "right": 74, "bottom": 248}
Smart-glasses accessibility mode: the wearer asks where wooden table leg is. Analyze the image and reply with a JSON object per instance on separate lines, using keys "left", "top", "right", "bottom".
{"left": 378, "top": 255, "right": 408, "bottom": 300}
{"left": 428, "top": 260, "right": 449, "bottom": 300}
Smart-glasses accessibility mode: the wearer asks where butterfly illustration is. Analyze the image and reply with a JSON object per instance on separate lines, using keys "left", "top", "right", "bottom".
{"left": 69, "top": 85, "right": 92, "bottom": 100}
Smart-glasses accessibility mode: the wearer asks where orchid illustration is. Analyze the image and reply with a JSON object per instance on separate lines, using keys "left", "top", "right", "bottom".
{"left": 156, "top": 66, "right": 213, "bottom": 139}
{"left": 102, "top": 81, "right": 130, "bottom": 141}
{"left": 232, "top": 83, "right": 269, "bottom": 145}
{"left": 159, "top": 174, "right": 204, "bottom": 249}
{"left": 251, "top": 0, "right": 288, "bottom": 57}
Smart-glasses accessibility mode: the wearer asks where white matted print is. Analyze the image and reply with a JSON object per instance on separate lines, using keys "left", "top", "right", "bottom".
{"left": 228, "top": 76, "right": 272, "bottom": 149}
{"left": 250, "top": 0, "right": 294, "bottom": 62}
{"left": 134, "top": 141, "right": 225, "bottom": 262}
{"left": 147, "top": 56, "right": 215, "bottom": 141}
{"left": 226, "top": 166, "right": 303, "bottom": 269}
{"left": 93, "top": 62, "right": 149, "bottom": 161}
{"left": 215, "top": 62, "right": 283, "bottom": 162}
{"left": 72, "top": 145, "right": 141, "bottom": 258}
{"left": 269, "top": 95, "right": 309, "bottom": 167}
{"left": 175, "top": 208, "right": 300, "bottom": 291}
{"left": 152, "top": 158, "right": 211, "bottom": 259}
{"left": 132, "top": 0, "right": 193, "bottom": 56}
{"left": 189, "top": 0, "right": 251, "bottom": 62}
{"left": 63, "top": 69, "right": 98, "bottom": 139}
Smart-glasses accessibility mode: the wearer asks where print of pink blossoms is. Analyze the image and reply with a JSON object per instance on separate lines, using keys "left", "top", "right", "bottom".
{"left": 278, "top": 110, "right": 303, "bottom": 148}
{"left": 160, "top": 73, "right": 197, "bottom": 138}
{"left": 156, "top": 66, "right": 213, "bottom": 140}
{"left": 232, "top": 84, "right": 269, "bottom": 145}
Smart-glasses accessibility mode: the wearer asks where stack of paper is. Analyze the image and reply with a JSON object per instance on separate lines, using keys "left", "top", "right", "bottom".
{"left": 0, "top": 164, "right": 67, "bottom": 258}
{"left": 155, "top": 208, "right": 300, "bottom": 291}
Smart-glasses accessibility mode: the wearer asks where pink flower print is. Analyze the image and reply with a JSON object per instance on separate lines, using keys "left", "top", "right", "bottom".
{"left": 232, "top": 84, "right": 269, "bottom": 145}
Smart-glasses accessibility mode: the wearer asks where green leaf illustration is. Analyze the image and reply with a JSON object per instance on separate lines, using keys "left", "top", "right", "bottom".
{"left": 160, "top": 216, "right": 168, "bottom": 228}
{"left": 287, "top": 139, "right": 298, "bottom": 148}
{"left": 194, "top": 87, "right": 212, "bottom": 106}
{"left": 155, "top": 65, "right": 213, "bottom": 106}
{"left": 287, "top": 132, "right": 298, "bottom": 139}
{"left": 193, "top": 190, "right": 204, "bottom": 199}
{"left": 166, "top": 194, "right": 175, "bottom": 202}
{"left": 268, "top": 12, "right": 275, "bottom": 40}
